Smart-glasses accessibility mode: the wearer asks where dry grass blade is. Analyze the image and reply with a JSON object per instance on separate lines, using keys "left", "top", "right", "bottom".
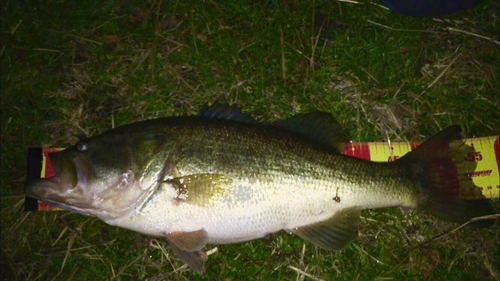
{"left": 288, "top": 266, "right": 326, "bottom": 281}
{"left": 332, "top": 0, "right": 390, "bottom": 10}
{"left": 416, "top": 214, "right": 500, "bottom": 246}
{"left": 360, "top": 66, "right": 379, "bottom": 84}
{"left": 295, "top": 244, "right": 307, "bottom": 281}
{"left": 447, "top": 27, "right": 500, "bottom": 45}
{"left": 1, "top": 195, "right": 25, "bottom": 199}
{"left": 51, "top": 230, "right": 77, "bottom": 281}
{"left": 205, "top": 247, "right": 218, "bottom": 256}
{"left": 353, "top": 244, "right": 387, "bottom": 265}
{"left": 367, "top": 20, "right": 444, "bottom": 33}
{"left": 281, "top": 27, "right": 287, "bottom": 84}
{"left": 52, "top": 226, "right": 69, "bottom": 246}
{"left": 382, "top": 214, "right": 500, "bottom": 277}
{"left": 110, "top": 249, "right": 148, "bottom": 281}
{"left": 427, "top": 51, "right": 460, "bottom": 88}
{"left": 32, "top": 48, "right": 61, "bottom": 53}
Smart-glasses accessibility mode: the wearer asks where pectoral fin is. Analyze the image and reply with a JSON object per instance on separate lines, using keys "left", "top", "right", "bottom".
{"left": 167, "top": 174, "right": 233, "bottom": 207}
{"left": 291, "top": 207, "right": 361, "bottom": 251}
{"left": 166, "top": 229, "right": 209, "bottom": 274}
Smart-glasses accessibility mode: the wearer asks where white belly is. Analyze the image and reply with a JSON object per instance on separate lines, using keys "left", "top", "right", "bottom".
{"left": 104, "top": 177, "right": 348, "bottom": 244}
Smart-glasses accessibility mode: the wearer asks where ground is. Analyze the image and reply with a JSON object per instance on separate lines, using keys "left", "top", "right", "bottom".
{"left": 1, "top": 0, "right": 499, "bottom": 280}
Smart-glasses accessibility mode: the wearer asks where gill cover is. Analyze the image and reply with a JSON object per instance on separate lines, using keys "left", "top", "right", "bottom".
{"left": 26, "top": 125, "right": 167, "bottom": 220}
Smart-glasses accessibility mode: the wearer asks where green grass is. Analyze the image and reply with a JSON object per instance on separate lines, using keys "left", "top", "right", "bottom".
{"left": 1, "top": 0, "right": 499, "bottom": 280}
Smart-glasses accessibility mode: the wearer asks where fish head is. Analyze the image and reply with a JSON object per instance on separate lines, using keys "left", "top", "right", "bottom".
{"left": 26, "top": 134, "right": 155, "bottom": 220}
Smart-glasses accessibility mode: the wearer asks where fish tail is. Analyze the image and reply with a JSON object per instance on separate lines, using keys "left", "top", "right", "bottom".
{"left": 398, "top": 125, "right": 495, "bottom": 228}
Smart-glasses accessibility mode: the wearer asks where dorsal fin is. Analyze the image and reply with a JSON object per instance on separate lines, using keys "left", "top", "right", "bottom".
{"left": 199, "top": 103, "right": 350, "bottom": 153}
{"left": 198, "top": 102, "right": 259, "bottom": 124}
{"left": 273, "top": 112, "right": 350, "bottom": 153}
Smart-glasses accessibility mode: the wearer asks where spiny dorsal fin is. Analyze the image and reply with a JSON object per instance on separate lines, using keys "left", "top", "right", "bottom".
{"left": 199, "top": 102, "right": 258, "bottom": 124}
{"left": 199, "top": 102, "right": 350, "bottom": 152}
{"left": 273, "top": 112, "right": 350, "bottom": 153}
{"left": 291, "top": 207, "right": 361, "bottom": 251}
{"left": 167, "top": 174, "right": 233, "bottom": 207}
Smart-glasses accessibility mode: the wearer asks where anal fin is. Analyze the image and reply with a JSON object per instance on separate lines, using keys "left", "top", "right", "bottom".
{"left": 291, "top": 207, "right": 361, "bottom": 251}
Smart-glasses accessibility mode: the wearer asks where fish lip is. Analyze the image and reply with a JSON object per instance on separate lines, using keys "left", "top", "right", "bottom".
{"left": 25, "top": 177, "right": 59, "bottom": 199}
{"left": 25, "top": 192, "right": 94, "bottom": 216}
{"left": 25, "top": 152, "right": 81, "bottom": 205}
{"left": 25, "top": 176, "right": 96, "bottom": 216}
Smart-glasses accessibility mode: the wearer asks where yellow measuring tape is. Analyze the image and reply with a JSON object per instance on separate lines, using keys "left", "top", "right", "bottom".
{"left": 344, "top": 136, "right": 499, "bottom": 200}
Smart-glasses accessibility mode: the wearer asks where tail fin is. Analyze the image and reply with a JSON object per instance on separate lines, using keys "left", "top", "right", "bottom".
{"left": 399, "top": 125, "right": 496, "bottom": 228}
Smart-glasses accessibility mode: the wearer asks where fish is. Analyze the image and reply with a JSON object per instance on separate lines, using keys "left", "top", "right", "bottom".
{"left": 25, "top": 103, "right": 495, "bottom": 274}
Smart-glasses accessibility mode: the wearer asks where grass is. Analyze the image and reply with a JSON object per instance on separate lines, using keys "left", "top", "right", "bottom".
{"left": 1, "top": 0, "right": 499, "bottom": 280}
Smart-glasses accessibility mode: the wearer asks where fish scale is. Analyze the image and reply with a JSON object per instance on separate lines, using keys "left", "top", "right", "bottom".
{"left": 105, "top": 119, "right": 417, "bottom": 241}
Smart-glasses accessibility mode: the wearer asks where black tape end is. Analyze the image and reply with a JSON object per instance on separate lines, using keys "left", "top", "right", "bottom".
{"left": 25, "top": 147, "right": 43, "bottom": 212}
{"left": 24, "top": 196, "right": 39, "bottom": 211}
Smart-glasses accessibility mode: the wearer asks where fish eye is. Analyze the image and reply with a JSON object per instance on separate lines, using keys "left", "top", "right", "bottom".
{"left": 77, "top": 141, "right": 89, "bottom": 152}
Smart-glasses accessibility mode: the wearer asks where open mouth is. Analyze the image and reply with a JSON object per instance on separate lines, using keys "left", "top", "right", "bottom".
{"left": 25, "top": 151, "right": 78, "bottom": 204}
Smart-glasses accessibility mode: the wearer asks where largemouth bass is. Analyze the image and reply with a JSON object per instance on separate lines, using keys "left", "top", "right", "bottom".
{"left": 25, "top": 103, "right": 494, "bottom": 274}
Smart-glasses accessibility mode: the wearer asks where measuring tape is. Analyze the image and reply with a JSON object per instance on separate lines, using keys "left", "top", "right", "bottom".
{"left": 343, "top": 136, "right": 499, "bottom": 200}
{"left": 25, "top": 136, "right": 499, "bottom": 211}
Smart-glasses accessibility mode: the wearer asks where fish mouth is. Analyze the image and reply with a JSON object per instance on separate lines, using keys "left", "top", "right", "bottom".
{"left": 25, "top": 152, "right": 80, "bottom": 206}
{"left": 25, "top": 177, "right": 59, "bottom": 201}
